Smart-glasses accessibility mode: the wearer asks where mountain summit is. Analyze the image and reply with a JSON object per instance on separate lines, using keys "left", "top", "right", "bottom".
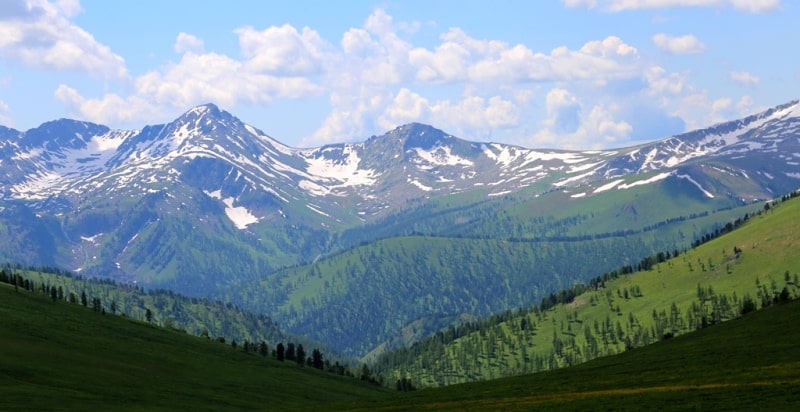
{"left": 0, "top": 99, "right": 799, "bottom": 298}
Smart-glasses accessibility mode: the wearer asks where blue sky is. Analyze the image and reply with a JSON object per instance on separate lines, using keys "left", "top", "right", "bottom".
{"left": 0, "top": 0, "right": 796, "bottom": 149}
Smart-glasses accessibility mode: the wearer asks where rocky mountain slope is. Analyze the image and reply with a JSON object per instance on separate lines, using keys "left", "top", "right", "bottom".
{"left": 1, "top": 100, "right": 799, "bottom": 354}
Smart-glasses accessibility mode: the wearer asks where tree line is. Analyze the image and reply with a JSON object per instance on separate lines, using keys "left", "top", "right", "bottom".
{"left": 0, "top": 268, "right": 397, "bottom": 389}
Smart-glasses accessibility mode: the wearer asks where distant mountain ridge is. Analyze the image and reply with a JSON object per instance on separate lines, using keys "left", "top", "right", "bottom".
{"left": 3, "top": 100, "right": 799, "bottom": 217}
{"left": 2, "top": 100, "right": 800, "bottom": 356}
{"left": 2, "top": 98, "right": 799, "bottom": 278}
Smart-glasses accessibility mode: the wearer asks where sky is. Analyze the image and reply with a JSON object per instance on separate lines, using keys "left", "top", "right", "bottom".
{"left": 0, "top": 0, "right": 797, "bottom": 150}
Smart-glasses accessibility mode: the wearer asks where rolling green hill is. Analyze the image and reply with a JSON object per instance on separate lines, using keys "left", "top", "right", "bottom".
{"left": 3, "top": 274, "right": 797, "bottom": 411}
{"left": 342, "top": 299, "right": 800, "bottom": 411}
{"left": 0, "top": 265, "right": 352, "bottom": 365}
{"left": 0, "top": 283, "right": 389, "bottom": 411}
{"left": 372, "top": 192, "right": 800, "bottom": 386}
{"left": 225, "top": 179, "right": 763, "bottom": 358}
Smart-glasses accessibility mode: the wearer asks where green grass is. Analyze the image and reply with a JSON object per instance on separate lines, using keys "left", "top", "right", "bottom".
{"left": 2, "top": 278, "right": 798, "bottom": 411}
{"left": 338, "top": 299, "right": 800, "bottom": 411}
{"left": 2, "top": 196, "right": 800, "bottom": 411}
{"left": 0, "top": 285, "right": 390, "bottom": 412}
{"left": 373, "top": 195, "right": 800, "bottom": 386}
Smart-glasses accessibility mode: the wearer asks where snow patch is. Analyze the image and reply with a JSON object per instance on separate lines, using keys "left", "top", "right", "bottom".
{"left": 204, "top": 190, "right": 259, "bottom": 229}
{"left": 554, "top": 169, "right": 597, "bottom": 187}
{"left": 303, "top": 145, "right": 377, "bottom": 189}
{"left": 617, "top": 172, "right": 672, "bottom": 190}
{"left": 488, "top": 190, "right": 512, "bottom": 197}
{"left": 594, "top": 179, "right": 623, "bottom": 193}
{"left": 677, "top": 174, "right": 714, "bottom": 198}
{"left": 412, "top": 146, "right": 473, "bottom": 167}
{"left": 408, "top": 179, "right": 433, "bottom": 191}
{"left": 79, "top": 234, "right": 102, "bottom": 243}
{"left": 298, "top": 179, "right": 329, "bottom": 196}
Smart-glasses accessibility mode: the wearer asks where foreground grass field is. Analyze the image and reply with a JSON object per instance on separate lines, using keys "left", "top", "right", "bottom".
{"left": 338, "top": 299, "right": 800, "bottom": 411}
{"left": 2, "top": 278, "right": 798, "bottom": 411}
{"left": 0, "top": 284, "right": 389, "bottom": 411}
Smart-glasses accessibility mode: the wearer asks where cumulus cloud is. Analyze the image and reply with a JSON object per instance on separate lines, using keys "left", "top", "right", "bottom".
{"left": 56, "top": 48, "right": 325, "bottom": 125}
{"left": 532, "top": 91, "right": 633, "bottom": 149}
{"left": 55, "top": 19, "right": 332, "bottom": 126}
{"left": 730, "top": 70, "right": 760, "bottom": 87}
{"left": 544, "top": 88, "right": 581, "bottom": 134}
{"left": 0, "top": 0, "right": 127, "bottom": 79}
{"left": 43, "top": 6, "right": 761, "bottom": 151}
{"left": 303, "top": 8, "right": 644, "bottom": 147}
{"left": 563, "top": 0, "right": 781, "bottom": 13}
{"left": 235, "top": 24, "right": 328, "bottom": 75}
{"left": 410, "top": 31, "right": 639, "bottom": 86}
{"left": 652, "top": 33, "right": 705, "bottom": 54}
{"left": 173, "top": 32, "right": 205, "bottom": 54}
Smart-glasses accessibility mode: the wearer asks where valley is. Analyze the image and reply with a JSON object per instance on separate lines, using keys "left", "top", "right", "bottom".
{"left": 2, "top": 193, "right": 798, "bottom": 409}
{"left": 2, "top": 101, "right": 799, "bottom": 358}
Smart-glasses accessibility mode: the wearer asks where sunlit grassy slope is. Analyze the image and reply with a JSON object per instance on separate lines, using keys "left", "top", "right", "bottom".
{"left": 373, "top": 194, "right": 800, "bottom": 386}
{"left": 340, "top": 299, "right": 800, "bottom": 411}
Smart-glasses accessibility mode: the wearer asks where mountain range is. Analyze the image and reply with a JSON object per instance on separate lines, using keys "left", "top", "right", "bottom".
{"left": 1, "top": 100, "right": 799, "bottom": 356}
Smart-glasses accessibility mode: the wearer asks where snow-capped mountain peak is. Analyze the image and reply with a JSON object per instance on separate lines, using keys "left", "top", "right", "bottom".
{"left": 3, "top": 99, "right": 800, "bottom": 221}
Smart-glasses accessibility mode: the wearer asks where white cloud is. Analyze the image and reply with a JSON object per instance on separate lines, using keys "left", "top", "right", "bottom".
{"left": 302, "top": 8, "right": 644, "bottom": 146}
{"left": 174, "top": 32, "right": 205, "bottom": 54}
{"left": 531, "top": 89, "right": 633, "bottom": 149}
{"left": 543, "top": 88, "right": 581, "bottom": 133}
{"left": 0, "top": 0, "right": 127, "bottom": 79}
{"left": 662, "top": 90, "right": 763, "bottom": 132}
{"left": 0, "top": 98, "right": 12, "bottom": 126}
{"left": 729, "top": 0, "right": 781, "bottom": 13}
{"left": 56, "top": 49, "right": 324, "bottom": 125}
{"left": 235, "top": 24, "right": 328, "bottom": 75}
{"left": 563, "top": 0, "right": 781, "bottom": 13}
{"left": 412, "top": 33, "right": 640, "bottom": 85}
{"left": 44, "top": 6, "right": 764, "bottom": 152}
{"left": 645, "top": 66, "right": 688, "bottom": 95}
{"left": 652, "top": 33, "right": 705, "bottom": 54}
{"left": 730, "top": 70, "right": 761, "bottom": 87}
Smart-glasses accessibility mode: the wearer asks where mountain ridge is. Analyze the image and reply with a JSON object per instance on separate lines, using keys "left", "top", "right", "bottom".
{"left": 2, "top": 99, "right": 800, "bottom": 356}
{"left": 2, "top": 98, "right": 799, "bottom": 278}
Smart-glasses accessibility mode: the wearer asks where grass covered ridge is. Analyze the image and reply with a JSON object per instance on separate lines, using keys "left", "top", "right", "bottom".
{"left": 339, "top": 299, "right": 800, "bottom": 411}
{"left": 0, "top": 284, "right": 389, "bottom": 411}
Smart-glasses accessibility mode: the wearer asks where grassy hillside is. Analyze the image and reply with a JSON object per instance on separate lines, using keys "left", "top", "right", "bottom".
{"left": 1, "top": 266, "right": 353, "bottom": 366}
{"left": 226, "top": 183, "right": 761, "bottom": 358}
{"left": 341, "top": 299, "right": 800, "bottom": 411}
{"left": 0, "top": 284, "right": 389, "bottom": 411}
{"left": 373, "top": 193, "right": 800, "bottom": 386}
{"left": 2, "top": 241, "right": 797, "bottom": 412}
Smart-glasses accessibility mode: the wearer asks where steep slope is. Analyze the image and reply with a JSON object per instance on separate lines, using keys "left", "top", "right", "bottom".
{"left": 371, "top": 193, "right": 800, "bottom": 386}
{"left": 0, "top": 283, "right": 389, "bottom": 411}
{"left": 227, "top": 182, "right": 764, "bottom": 357}
{"left": 347, "top": 299, "right": 800, "bottom": 411}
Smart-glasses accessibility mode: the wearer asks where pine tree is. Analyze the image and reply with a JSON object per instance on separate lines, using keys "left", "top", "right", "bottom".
{"left": 311, "top": 349, "right": 324, "bottom": 370}
{"left": 295, "top": 344, "right": 306, "bottom": 366}
{"left": 276, "top": 343, "right": 285, "bottom": 361}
